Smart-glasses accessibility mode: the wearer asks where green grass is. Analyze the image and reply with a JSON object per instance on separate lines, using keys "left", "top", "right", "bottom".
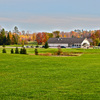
{"left": 28, "top": 41, "right": 38, "bottom": 45}
{"left": 0, "top": 49, "right": 100, "bottom": 100}
{"left": 1, "top": 47, "right": 100, "bottom": 54}
{"left": 5, "top": 44, "right": 23, "bottom": 47}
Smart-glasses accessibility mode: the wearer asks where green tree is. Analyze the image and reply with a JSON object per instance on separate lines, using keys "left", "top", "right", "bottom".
{"left": 11, "top": 49, "right": 14, "bottom": 54}
{"left": 48, "top": 33, "right": 53, "bottom": 38}
{"left": 6, "top": 33, "right": 11, "bottom": 45}
{"left": 20, "top": 48, "right": 27, "bottom": 54}
{"left": 1, "top": 28, "right": 5, "bottom": 37}
{"left": 0, "top": 35, "right": 3, "bottom": 45}
{"left": 95, "top": 38, "right": 100, "bottom": 46}
{"left": 15, "top": 47, "right": 19, "bottom": 54}
{"left": 23, "top": 47, "right": 27, "bottom": 54}
{"left": 44, "top": 42, "right": 49, "bottom": 49}
{"left": 2, "top": 48, "right": 6, "bottom": 53}
{"left": 3, "top": 36, "right": 7, "bottom": 45}
{"left": 20, "top": 48, "right": 23, "bottom": 54}
{"left": 0, "top": 29, "right": 6, "bottom": 45}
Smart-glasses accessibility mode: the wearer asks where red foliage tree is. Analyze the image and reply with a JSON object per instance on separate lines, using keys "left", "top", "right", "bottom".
{"left": 36, "top": 32, "right": 48, "bottom": 45}
{"left": 36, "top": 33, "right": 42, "bottom": 45}
{"left": 42, "top": 32, "right": 47, "bottom": 44}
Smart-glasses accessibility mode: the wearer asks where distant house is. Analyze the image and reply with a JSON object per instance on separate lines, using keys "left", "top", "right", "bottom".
{"left": 47, "top": 38, "right": 91, "bottom": 48}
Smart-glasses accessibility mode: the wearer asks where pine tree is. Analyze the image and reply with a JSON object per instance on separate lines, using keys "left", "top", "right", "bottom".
{"left": 0, "top": 28, "right": 6, "bottom": 45}
{"left": 15, "top": 47, "right": 19, "bottom": 54}
{"left": 20, "top": 48, "right": 23, "bottom": 54}
{"left": 20, "top": 48, "right": 27, "bottom": 54}
{"left": 3, "top": 36, "right": 6, "bottom": 45}
{"left": 0, "top": 36, "right": 3, "bottom": 45}
{"left": 6, "top": 33, "right": 11, "bottom": 45}
{"left": 1, "top": 29, "right": 5, "bottom": 37}
{"left": 23, "top": 47, "right": 27, "bottom": 54}
{"left": 2, "top": 48, "right": 6, "bottom": 53}
{"left": 44, "top": 42, "right": 49, "bottom": 49}
{"left": 11, "top": 49, "right": 14, "bottom": 54}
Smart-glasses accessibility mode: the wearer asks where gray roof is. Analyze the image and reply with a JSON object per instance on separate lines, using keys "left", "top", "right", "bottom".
{"left": 47, "top": 38, "right": 85, "bottom": 45}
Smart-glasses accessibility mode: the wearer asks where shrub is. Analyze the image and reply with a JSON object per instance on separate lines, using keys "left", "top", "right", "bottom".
{"left": 15, "top": 47, "right": 19, "bottom": 54}
{"left": 20, "top": 48, "right": 23, "bottom": 54}
{"left": 11, "top": 49, "right": 14, "bottom": 54}
{"left": 2, "top": 48, "right": 6, "bottom": 53}
{"left": 57, "top": 47, "right": 62, "bottom": 55}
{"left": 23, "top": 47, "right": 27, "bottom": 54}
{"left": 20, "top": 48, "right": 27, "bottom": 54}
{"left": 35, "top": 48, "right": 38, "bottom": 55}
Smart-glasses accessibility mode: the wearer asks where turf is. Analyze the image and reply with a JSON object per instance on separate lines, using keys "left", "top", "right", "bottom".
{"left": 0, "top": 50, "right": 100, "bottom": 100}
{"left": 1, "top": 47, "right": 100, "bottom": 54}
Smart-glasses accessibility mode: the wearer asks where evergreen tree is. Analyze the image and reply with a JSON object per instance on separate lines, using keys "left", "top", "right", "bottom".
{"left": 15, "top": 47, "right": 19, "bottom": 54}
{"left": 44, "top": 42, "right": 49, "bottom": 49}
{"left": 20, "top": 48, "right": 23, "bottom": 54}
{"left": 2, "top": 48, "right": 6, "bottom": 53}
{"left": 0, "top": 29, "right": 5, "bottom": 45}
{"left": 0, "top": 35, "right": 3, "bottom": 45}
{"left": 20, "top": 48, "right": 27, "bottom": 54}
{"left": 6, "top": 33, "right": 11, "bottom": 45}
{"left": 23, "top": 47, "right": 27, "bottom": 54}
{"left": 1, "top": 28, "right": 5, "bottom": 37}
{"left": 3, "top": 36, "right": 7, "bottom": 45}
{"left": 11, "top": 49, "right": 14, "bottom": 54}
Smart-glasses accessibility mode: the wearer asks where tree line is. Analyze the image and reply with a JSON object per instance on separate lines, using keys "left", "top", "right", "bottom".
{"left": 1, "top": 26, "right": 100, "bottom": 46}
{"left": 0, "top": 28, "right": 19, "bottom": 45}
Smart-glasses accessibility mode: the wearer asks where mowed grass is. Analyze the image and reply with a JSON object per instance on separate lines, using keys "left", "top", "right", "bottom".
{"left": 0, "top": 50, "right": 100, "bottom": 99}
{"left": 1, "top": 47, "right": 100, "bottom": 54}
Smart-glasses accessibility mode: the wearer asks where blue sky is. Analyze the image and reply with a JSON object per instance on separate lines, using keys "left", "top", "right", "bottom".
{"left": 0, "top": 0, "right": 100, "bottom": 32}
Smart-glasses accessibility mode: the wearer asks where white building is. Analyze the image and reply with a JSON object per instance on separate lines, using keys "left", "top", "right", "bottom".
{"left": 47, "top": 38, "right": 91, "bottom": 48}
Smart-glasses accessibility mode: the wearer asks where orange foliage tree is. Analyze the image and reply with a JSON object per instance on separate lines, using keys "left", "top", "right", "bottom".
{"left": 91, "top": 30, "right": 100, "bottom": 46}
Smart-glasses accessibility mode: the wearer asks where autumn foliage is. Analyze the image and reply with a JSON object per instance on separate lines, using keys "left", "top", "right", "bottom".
{"left": 36, "top": 32, "right": 48, "bottom": 45}
{"left": 0, "top": 26, "right": 100, "bottom": 46}
{"left": 91, "top": 30, "right": 100, "bottom": 46}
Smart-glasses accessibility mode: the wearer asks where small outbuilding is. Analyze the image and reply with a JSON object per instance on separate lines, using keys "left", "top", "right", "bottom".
{"left": 47, "top": 38, "right": 91, "bottom": 48}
